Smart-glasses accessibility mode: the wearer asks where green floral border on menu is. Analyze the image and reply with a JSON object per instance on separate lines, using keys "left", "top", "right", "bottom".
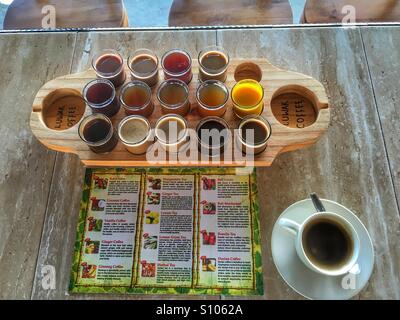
{"left": 69, "top": 167, "right": 264, "bottom": 296}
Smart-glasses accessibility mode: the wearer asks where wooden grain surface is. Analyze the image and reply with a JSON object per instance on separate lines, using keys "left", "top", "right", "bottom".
{"left": 30, "top": 58, "right": 329, "bottom": 167}
{"left": 303, "top": 0, "right": 400, "bottom": 23}
{"left": 0, "top": 27, "right": 399, "bottom": 300}
{"left": 169, "top": 0, "right": 293, "bottom": 26}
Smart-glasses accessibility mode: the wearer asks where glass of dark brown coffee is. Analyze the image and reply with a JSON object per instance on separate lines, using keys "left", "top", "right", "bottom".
{"left": 236, "top": 115, "right": 271, "bottom": 155}
{"left": 92, "top": 49, "right": 126, "bottom": 88}
{"left": 83, "top": 79, "right": 120, "bottom": 117}
{"left": 78, "top": 113, "right": 118, "bottom": 154}
{"left": 196, "top": 117, "right": 230, "bottom": 157}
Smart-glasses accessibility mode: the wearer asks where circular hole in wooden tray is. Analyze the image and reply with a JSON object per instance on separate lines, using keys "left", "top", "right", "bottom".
{"left": 234, "top": 62, "right": 263, "bottom": 82}
{"left": 271, "top": 91, "right": 318, "bottom": 129}
{"left": 41, "top": 89, "right": 86, "bottom": 131}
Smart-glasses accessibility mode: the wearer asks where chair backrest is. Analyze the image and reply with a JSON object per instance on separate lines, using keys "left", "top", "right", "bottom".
{"left": 4, "top": 0, "right": 128, "bottom": 30}
{"left": 169, "top": 0, "right": 293, "bottom": 26}
{"left": 303, "top": 0, "right": 400, "bottom": 23}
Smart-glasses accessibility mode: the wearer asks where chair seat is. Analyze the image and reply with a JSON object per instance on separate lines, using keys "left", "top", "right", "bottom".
{"left": 169, "top": 0, "right": 293, "bottom": 26}
{"left": 4, "top": 0, "right": 128, "bottom": 30}
{"left": 303, "top": 0, "right": 400, "bottom": 23}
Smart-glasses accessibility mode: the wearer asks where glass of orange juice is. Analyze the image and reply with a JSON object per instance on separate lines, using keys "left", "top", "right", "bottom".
{"left": 231, "top": 79, "right": 264, "bottom": 118}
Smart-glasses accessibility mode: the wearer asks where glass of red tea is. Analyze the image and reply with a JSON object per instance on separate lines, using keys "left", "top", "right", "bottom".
{"left": 196, "top": 116, "right": 230, "bottom": 157}
{"left": 161, "top": 49, "right": 193, "bottom": 84}
{"left": 196, "top": 80, "right": 229, "bottom": 117}
{"left": 198, "top": 46, "right": 230, "bottom": 82}
{"left": 83, "top": 79, "right": 120, "bottom": 117}
{"left": 157, "top": 79, "right": 191, "bottom": 116}
{"left": 120, "top": 81, "right": 154, "bottom": 117}
{"left": 155, "top": 114, "right": 190, "bottom": 153}
{"left": 128, "top": 49, "right": 159, "bottom": 87}
{"left": 236, "top": 115, "right": 272, "bottom": 155}
{"left": 92, "top": 49, "right": 126, "bottom": 88}
{"left": 78, "top": 113, "right": 118, "bottom": 154}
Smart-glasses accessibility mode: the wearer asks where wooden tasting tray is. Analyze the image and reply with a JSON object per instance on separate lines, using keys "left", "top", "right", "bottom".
{"left": 30, "top": 58, "right": 330, "bottom": 167}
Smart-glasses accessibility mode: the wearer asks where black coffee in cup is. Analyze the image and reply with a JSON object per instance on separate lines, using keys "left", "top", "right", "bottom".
{"left": 302, "top": 218, "right": 354, "bottom": 270}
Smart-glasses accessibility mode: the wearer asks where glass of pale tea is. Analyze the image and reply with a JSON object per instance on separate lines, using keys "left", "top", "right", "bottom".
{"left": 198, "top": 46, "right": 230, "bottom": 82}
{"left": 128, "top": 49, "right": 159, "bottom": 87}
{"left": 83, "top": 79, "right": 121, "bottom": 117}
{"left": 120, "top": 81, "right": 154, "bottom": 117}
{"left": 157, "top": 79, "right": 191, "bottom": 116}
{"left": 92, "top": 49, "right": 126, "bottom": 88}
{"left": 196, "top": 117, "right": 230, "bottom": 157}
{"left": 236, "top": 115, "right": 271, "bottom": 155}
{"left": 161, "top": 49, "right": 193, "bottom": 84}
{"left": 118, "top": 115, "right": 154, "bottom": 155}
{"left": 196, "top": 80, "right": 229, "bottom": 117}
{"left": 78, "top": 113, "right": 118, "bottom": 154}
{"left": 155, "top": 114, "right": 190, "bottom": 153}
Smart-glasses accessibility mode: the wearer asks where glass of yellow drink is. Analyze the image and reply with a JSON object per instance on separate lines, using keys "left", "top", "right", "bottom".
{"left": 231, "top": 79, "right": 264, "bottom": 118}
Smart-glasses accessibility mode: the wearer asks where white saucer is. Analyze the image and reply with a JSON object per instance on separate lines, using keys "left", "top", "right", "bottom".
{"left": 271, "top": 199, "right": 374, "bottom": 300}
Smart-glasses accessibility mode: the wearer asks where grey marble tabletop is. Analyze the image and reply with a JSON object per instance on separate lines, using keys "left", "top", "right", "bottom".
{"left": 0, "top": 26, "right": 399, "bottom": 300}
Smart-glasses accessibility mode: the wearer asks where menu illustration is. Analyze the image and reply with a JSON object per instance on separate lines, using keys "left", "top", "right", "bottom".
{"left": 70, "top": 168, "right": 263, "bottom": 295}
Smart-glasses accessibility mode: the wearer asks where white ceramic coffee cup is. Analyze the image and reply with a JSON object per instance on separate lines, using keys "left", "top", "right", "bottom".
{"left": 279, "top": 212, "right": 360, "bottom": 276}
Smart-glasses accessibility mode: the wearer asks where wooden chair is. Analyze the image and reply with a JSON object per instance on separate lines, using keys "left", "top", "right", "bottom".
{"left": 3, "top": 0, "right": 129, "bottom": 30}
{"left": 169, "top": 0, "right": 293, "bottom": 26}
{"left": 302, "top": 0, "right": 400, "bottom": 23}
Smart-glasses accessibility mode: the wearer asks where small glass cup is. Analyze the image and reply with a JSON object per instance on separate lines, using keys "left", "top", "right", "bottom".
{"left": 118, "top": 115, "right": 154, "bottom": 155}
{"left": 198, "top": 46, "right": 230, "bottom": 82}
{"left": 161, "top": 49, "right": 193, "bottom": 84}
{"left": 83, "top": 79, "right": 121, "bottom": 117}
{"left": 231, "top": 79, "right": 264, "bottom": 119}
{"left": 236, "top": 115, "right": 272, "bottom": 155}
{"left": 196, "top": 117, "right": 230, "bottom": 157}
{"left": 157, "top": 79, "right": 191, "bottom": 116}
{"left": 128, "top": 49, "right": 159, "bottom": 87}
{"left": 155, "top": 114, "right": 190, "bottom": 153}
{"left": 196, "top": 80, "right": 229, "bottom": 117}
{"left": 78, "top": 113, "right": 118, "bottom": 154}
{"left": 119, "top": 81, "right": 154, "bottom": 117}
{"left": 92, "top": 49, "right": 126, "bottom": 88}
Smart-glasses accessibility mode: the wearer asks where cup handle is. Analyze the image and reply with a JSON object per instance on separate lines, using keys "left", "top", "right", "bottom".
{"left": 279, "top": 218, "right": 301, "bottom": 236}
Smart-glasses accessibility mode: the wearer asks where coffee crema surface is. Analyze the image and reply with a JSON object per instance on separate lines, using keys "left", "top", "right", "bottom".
{"left": 302, "top": 218, "right": 354, "bottom": 270}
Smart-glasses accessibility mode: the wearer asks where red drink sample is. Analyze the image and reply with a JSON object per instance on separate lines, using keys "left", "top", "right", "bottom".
{"left": 83, "top": 79, "right": 120, "bottom": 117}
{"left": 92, "top": 50, "right": 126, "bottom": 88}
{"left": 161, "top": 49, "right": 192, "bottom": 84}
